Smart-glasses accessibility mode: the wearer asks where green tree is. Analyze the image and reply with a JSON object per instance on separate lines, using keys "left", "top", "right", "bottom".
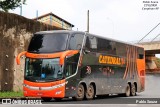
{"left": 0, "top": 0, "right": 26, "bottom": 12}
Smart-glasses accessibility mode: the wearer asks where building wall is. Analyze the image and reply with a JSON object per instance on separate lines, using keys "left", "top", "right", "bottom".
{"left": 0, "top": 11, "right": 62, "bottom": 91}
{"left": 37, "top": 15, "right": 72, "bottom": 30}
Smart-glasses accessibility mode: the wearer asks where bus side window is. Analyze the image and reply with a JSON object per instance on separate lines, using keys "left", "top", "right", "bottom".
{"left": 65, "top": 62, "right": 77, "bottom": 77}
{"left": 85, "top": 37, "right": 90, "bottom": 50}
{"left": 139, "top": 54, "right": 144, "bottom": 59}
{"left": 90, "top": 36, "right": 97, "bottom": 49}
{"left": 138, "top": 48, "right": 144, "bottom": 59}
{"left": 96, "top": 38, "right": 117, "bottom": 55}
{"left": 85, "top": 36, "right": 97, "bottom": 51}
{"left": 116, "top": 43, "right": 126, "bottom": 57}
{"left": 69, "top": 34, "right": 84, "bottom": 50}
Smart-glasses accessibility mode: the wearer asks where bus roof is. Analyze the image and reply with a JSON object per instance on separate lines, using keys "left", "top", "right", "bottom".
{"left": 35, "top": 30, "right": 85, "bottom": 35}
{"left": 34, "top": 30, "right": 143, "bottom": 49}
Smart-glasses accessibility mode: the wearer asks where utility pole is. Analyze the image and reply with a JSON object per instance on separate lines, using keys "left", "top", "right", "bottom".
{"left": 87, "top": 10, "right": 89, "bottom": 32}
{"left": 20, "top": 1, "right": 23, "bottom": 15}
{"left": 20, "top": 5, "right": 22, "bottom": 15}
{"left": 36, "top": 10, "right": 38, "bottom": 20}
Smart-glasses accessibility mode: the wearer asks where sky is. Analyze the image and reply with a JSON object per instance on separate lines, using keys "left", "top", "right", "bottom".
{"left": 10, "top": 0, "right": 160, "bottom": 42}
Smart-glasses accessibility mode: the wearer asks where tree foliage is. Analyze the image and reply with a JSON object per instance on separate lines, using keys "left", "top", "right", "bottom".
{"left": 0, "top": 0, "right": 26, "bottom": 12}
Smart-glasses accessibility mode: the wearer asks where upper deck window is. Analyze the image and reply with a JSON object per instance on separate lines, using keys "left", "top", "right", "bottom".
{"left": 28, "top": 33, "right": 69, "bottom": 53}
{"left": 68, "top": 34, "right": 84, "bottom": 50}
{"left": 138, "top": 48, "right": 144, "bottom": 59}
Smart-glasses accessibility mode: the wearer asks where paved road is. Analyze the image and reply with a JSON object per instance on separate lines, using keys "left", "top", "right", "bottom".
{"left": 0, "top": 73, "right": 160, "bottom": 107}
{"left": 137, "top": 73, "right": 160, "bottom": 98}
{"left": 42, "top": 73, "right": 160, "bottom": 104}
{"left": 1, "top": 104, "right": 160, "bottom": 107}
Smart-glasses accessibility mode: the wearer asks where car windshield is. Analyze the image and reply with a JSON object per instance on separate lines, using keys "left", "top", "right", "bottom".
{"left": 28, "top": 33, "right": 69, "bottom": 53}
{"left": 25, "top": 58, "right": 63, "bottom": 82}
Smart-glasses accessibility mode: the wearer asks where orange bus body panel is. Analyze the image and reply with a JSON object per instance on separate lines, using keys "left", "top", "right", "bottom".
{"left": 59, "top": 50, "right": 79, "bottom": 65}
{"left": 137, "top": 59, "right": 145, "bottom": 91}
{"left": 21, "top": 50, "right": 79, "bottom": 98}
{"left": 25, "top": 50, "right": 79, "bottom": 65}
{"left": 25, "top": 52, "right": 63, "bottom": 59}
{"left": 23, "top": 79, "right": 66, "bottom": 98}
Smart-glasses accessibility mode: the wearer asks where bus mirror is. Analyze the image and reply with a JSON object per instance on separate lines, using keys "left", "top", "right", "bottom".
{"left": 60, "top": 50, "right": 79, "bottom": 65}
{"left": 16, "top": 51, "right": 27, "bottom": 65}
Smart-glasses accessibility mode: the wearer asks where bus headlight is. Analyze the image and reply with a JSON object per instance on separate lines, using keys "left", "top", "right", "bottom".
{"left": 52, "top": 83, "right": 65, "bottom": 89}
{"left": 23, "top": 83, "right": 65, "bottom": 90}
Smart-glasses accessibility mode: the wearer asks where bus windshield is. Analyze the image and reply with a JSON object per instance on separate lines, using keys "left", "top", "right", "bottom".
{"left": 28, "top": 33, "right": 69, "bottom": 53}
{"left": 25, "top": 58, "right": 63, "bottom": 82}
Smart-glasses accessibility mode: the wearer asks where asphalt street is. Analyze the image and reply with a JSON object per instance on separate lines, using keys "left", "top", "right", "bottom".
{"left": 0, "top": 73, "right": 160, "bottom": 107}
{"left": 42, "top": 73, "right": 160, "bottom": 104}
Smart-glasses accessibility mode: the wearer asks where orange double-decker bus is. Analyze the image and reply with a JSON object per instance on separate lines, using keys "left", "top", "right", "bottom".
{"left": 17, "top": 30, "right": 145, "bottom": 101}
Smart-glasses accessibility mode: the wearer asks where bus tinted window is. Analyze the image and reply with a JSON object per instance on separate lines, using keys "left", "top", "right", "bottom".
{"left": 116, "top": 42, "right": 126, "bottom": 57}
{"left": 97, "top": 38, "right": 116, "bottom": 55}
{"left": 28, "top": 33, "right": 68, "bottom": 53}
{"left": 138, "top": 48, "right": 144, "bottom": 59}
{"left": 65, "top": 62, "right": 77, "bottom": 77}
{"left": 97, "top": 38, "right": 111, "bottom": 51}
{"left": 68, "top": 34, "right": 84, "bottom": 50}
{"left": 139, "top": 54, "right": 144, "bottom": 59}
{"left": 85, "top": 36, "right": 97, "bottom": 51}
{"left": 25, "top": 58, "right": 63, "bottom": 82}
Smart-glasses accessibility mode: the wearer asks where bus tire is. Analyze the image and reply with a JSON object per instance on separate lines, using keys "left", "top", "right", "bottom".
{"left": 86, "top": 84, "right": 95, "bottom": 100}
{"left": 41, "top": 97, "right": 52, "bottom": 102}
{"left": 125, "top": 84, "right": 131, "bottom": 97}
{"left": 74, "top": 84, "right": 85, "bottom": 101}
{"left": 130, "top": 83, "right": 136, "bottom": 96}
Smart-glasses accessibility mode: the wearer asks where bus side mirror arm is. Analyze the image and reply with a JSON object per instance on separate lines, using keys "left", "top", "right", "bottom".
{"left": 16, "top": 51, "right": 27, "bottom": 65}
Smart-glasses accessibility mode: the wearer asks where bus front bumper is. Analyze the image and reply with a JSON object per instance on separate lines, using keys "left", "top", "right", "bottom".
{"left": 23, "top": 80, "right": 65, "bottom": 98}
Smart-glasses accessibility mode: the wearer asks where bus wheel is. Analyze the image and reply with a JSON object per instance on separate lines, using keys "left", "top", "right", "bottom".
{"left": 41, "top": 97, "right": 52, "bottom": 102}
{"left": 131, "top": 83, "right": 136, "bottom": 96}
{"left": 125, "top": 84, "right": 131, "bottom": 97}
{"left": 54, "top": 98, "right": 62, "bottom": 102}
{"left": 75, "top": 84, "right": 85, "bottom": 101}
{"left": 86, "top": 84, "right": 95, "bottom": 100}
